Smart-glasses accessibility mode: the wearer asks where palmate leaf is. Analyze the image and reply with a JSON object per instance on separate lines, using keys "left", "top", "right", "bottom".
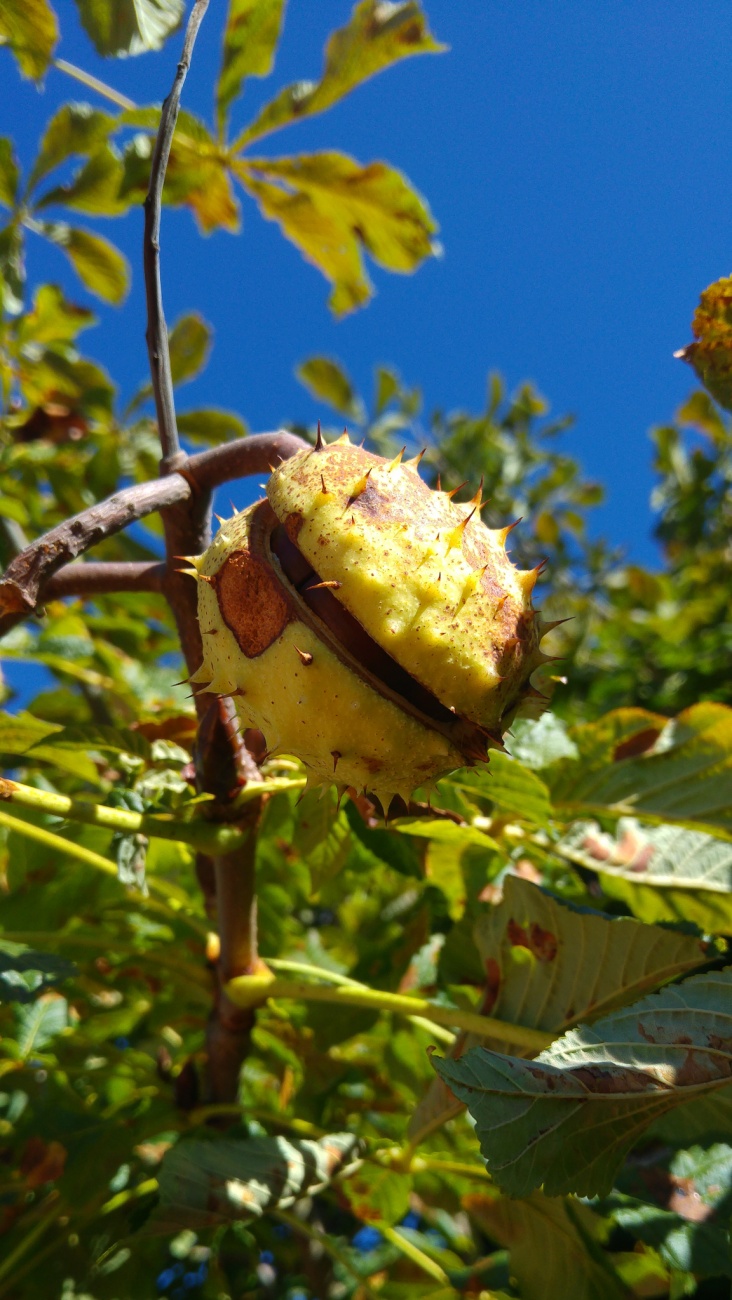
{"left": 551, "top": 703, "right": 732, "bottom": 840}
{"left": 0, "top": 0, "right": 58, "bottom": 81}
{"left": 73, "top": 0, "right": 184, "bottom": 57}
{"left": 119, "top": 107, "right": 240, "bottom": 234}
{"left": 216, "top": 0, "right": 286, "bottom": 134}
{"left": 472, "top": 876, "right": 712, "bottom": 1056}
{"left": 28, "top": 104, "right": 117, "bottom": 192}
{"left": 155, "top": 1132, "right": 362, "bottom": 1231}
{"left": 465, "top": 1190, "right": 626, "bottom": 1300}
{"left": 432, "top": 969, "right": 732, "bottom": 1197}
{"left": 36, "top": 144, "right": 127, "bottom": 217}
{"left": 237, "top": 151, "right": 437, "bottom": 315}
{"left": 556, "top": 817, "right": 732, "bottom": 932}
{"left": 235, "top": 0, "right": 445, "bottom": 148}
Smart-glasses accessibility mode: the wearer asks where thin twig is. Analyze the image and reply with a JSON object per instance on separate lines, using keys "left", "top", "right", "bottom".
{"left": 144, "top": 0, "right": 210, "bottom": 469}
{"left": 0, "top": 430, "right": 307, "bottom": 636}
{"left": 53, "top": 58, "right": 136, "bottom": 111}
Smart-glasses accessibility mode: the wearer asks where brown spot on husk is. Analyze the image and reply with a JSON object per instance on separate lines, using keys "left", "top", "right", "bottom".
{"left": 214, "top": 549, "right": 291, "bottom": 657}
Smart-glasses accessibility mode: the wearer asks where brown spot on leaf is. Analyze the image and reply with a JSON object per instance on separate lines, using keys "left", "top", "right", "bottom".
{"left": 482, "top": 957, "right": 501, "bottom": 1014}
{"left": 507, "top": 918, "right": 530, "bottom": 949}
{"left": 529, "top": 922, "right": 558, "bottom": 962}
{"left": 613, "top": 728, "right": 661, "bottom": 762}
{"left": 214, "top": 549, "right": 292, "bottom": 657}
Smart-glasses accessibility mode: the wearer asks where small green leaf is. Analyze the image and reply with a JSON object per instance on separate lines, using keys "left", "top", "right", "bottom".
{"left": 508, "top": 712, "right": 579, "bottom": 769}
{"left": 176, "top": 408, "right": 247, "bottom": 444}
{"left": 168, "top": 312, "right": 212, "bottom": 385}
{"left": 29, "top": 103, "right": 117, "bottom": 191}
{"left": 236, "top": 0, "right": 445, "bottom": 147}
{"left": 17, "top": 283, "right": 95, "bottom": 345}
{"left": 296, "top": 356, "right": 364, "bottom": 421}
{"left": 36, "top": 144, "right": 127, "bottom": 216}
{"left": 454, "top": 751, "right": 552, "bottom": 825}
{"left": 0, "top": 0, "right": 58, "bottom": 80}
{"left": 237, "top": 150, "right": 437, "bottom": 315}
{"left": 156, "top": 1132, "right": 362, "bottom": 1230}
{"left": 0, "top": 222, "right": 25, "bottom": 313}
{"left": 465, "top": 1190, "right": 625, "bottom": 1300}
{"left": 0, "top": 944, "right": 76, "bottom": 1004}
{"left": 73, "top": 0, "right": 183, "bottom": 57}
{"left": 433, "top": 969, "right": 732, "bottom": 1198}
{"left": 217, "top": 0, "right": 286, "bottom": 134}
{"left": 14, "top": 994, "right": 68, "bottom": 1055}
{"left": 0, "top": 138, "right": 20, "bottom": 208}
{"left": 39, "top": 221, "right": 129, "bottom": 304}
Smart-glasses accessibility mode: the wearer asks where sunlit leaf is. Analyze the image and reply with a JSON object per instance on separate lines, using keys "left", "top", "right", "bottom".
{"left": 176, "top": 408, "right": 247, "bottom": 444}
{"left": 119, "top": 108, "right": 240, "bottom": 234}
{"left": 36, "top": 144, "right": 127, "bottom": 216}
{"left": 296, "top": 355, "right": 365, "bottom": 421}
{"left": 28, "top": 103, "right": 117, "bottom": 192}
{"left": 0, "top": 221, "right": 25, "bottom": 313}
{"left": 0, "top": 0, "right": 58, "bottom": 81}
{"left": 17, "top": 283, "right": 96, "bottom": 345}
{"left": 433, "top": 969, "right": 732, "bottom": 1197}
{"left": 14, "top": 993, "right": 68, "bottom": 1055}
{"left": 676, "top": 275, "right": 732, "bottom": 412}
{"left": 453, "top": 750, "right": 552, "bottom": 825}
{"left": 552, "top": 703, "right": 732, "bottom": 839}
{"left": 236, "top": 0, "right": 444, "bottom": 147}
{"left": 39, "top": 221, "right": 129, "bottom": 304}
{"left": 465, "top": 1190, "right": 625, "bottom": 1300}
{"left": 73, "top": 0, "right": 184, "bottom": 57}
{"left": 473, "top": 875, "right": 711, "bottom": 1056}
{"left": 237, "top": 151, "right": 437, "bottom": 314}
{"left": 557, "top": 817, "right": 732, "bottom": 931}
{"left": 156, "top": 1132, "right": 362, "bottom": 1230}
{"left": 0, "top": 139, "right": 20, "bottom": 209}
{"left": 0, "top": 944, "right": 76, "bottom": 1004}
{"left": 217, "top": 0, "right": 286, "bottom": 133}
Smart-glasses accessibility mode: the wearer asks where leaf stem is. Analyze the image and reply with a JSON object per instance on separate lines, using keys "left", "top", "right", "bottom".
{"left": 380, "top": 1224, "right": 450, "bottom": 1286}
{"left": 0, "top": 776, "right": 249, "bottom": 853}
{"left": 53, "top": 58, "right": 136, "bottom": 111}
{"left": 225, "top": 972, "right": 551, "bottom": 1053}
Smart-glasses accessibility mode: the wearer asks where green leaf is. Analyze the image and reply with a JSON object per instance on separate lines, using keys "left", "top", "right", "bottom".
{"left": 0, "top": 221, "right": 25, "bottom": 313}
{"left": 605, "top": 1172, "right": 732, "bottom": 1277}
{"left": 236, "top": 0, "right": 445, "bottom": 147}
{"left": 167, "top": 312, "right": 212, "bottom": 385}
{"left": 176, "top": 408, "right": 247, "bottom": 444}
{"left": 676, "top": 275, "right": 732, "bottom": 412}
{"left": 17, "top": 283, "right": 95, "bottom": 345}
{"left": 556, "top": 817, "right": 732, "bottom": 932}
{"left": 0, "top": 0, "right": 58, "bottom": 80}
{"left": 29, "top": 103, "right": 117, "bottom": 192}
{"left": 292, "top": 787, "right": 352, "bottom": 889}
{"left": 0, "top": 944, "right": 76, "bottom": 1004}
{"left": 552, "top": 703, "right": 732, "bottom": 840}
{"left": 39, "top": 221, "right": 129, "bottom": 304}
{"left": 454, "top": 751, "right": 552, "bottom": 825}
{"left": 36, "top": 144, "right": 127, "bottom": 216}
{"left": 237, "top": 150, "right": 437, "bottom": 314}
{"left": 0, "top": 139, "right": 20, "bottom": 208}
{"left": 507, "top": 712, "right": 579, "bottom": 769}
{"left": 432, "top": 970, "right": 732, "bottom": 1198}
{"left": 14, "top": 994, "right": 68, "bottom": 1055}
{"left": 217, "top": 0, "right": 286, "bottom": 134}
{"left": 392, "top": 817, "right": 498, "bottom": 851}
{"left": 296, "top": 355, "right": 365, "bottom": 422}
{"left": 465, "top": 1191, "right": 626, "bottom": 1300}
{"left": 156, "top": 1132, "right": 362, "bottom": 1230}
{"left": 73, "top": 0, "right": 184, "bottom": 57}
{"left": 473, "top": 875, "right": 711, "bottom": 1056}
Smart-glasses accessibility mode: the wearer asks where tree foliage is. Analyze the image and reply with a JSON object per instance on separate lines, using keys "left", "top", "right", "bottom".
{"left": 1, "top": 3, "right": 732, "bottom": 1298}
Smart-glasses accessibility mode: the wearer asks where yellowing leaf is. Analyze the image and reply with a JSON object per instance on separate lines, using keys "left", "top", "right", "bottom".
{"left": 676, "top": 276, "right": 732, "bottom": 412}
{"left": 236, "top": 0, "right": 445, "bottom": 147}
{"left": 73, "top": 0, "right": 183, "bottom": 57}
{"left": 40, "top": 222, "right": 129, "bottom": 304}
{"left": 29, "top": 104, "right": 117, "bottom": 192}
{"left": 0, "top": 139, "right": 20, "bottom": 209}
{"left": 296, "top": 355, "right": 364, "bottom": 421}
{"left": 0, "top": 0, "right": 58, "bottom": 81}
{"left": 120, "top": 108, "right": 240, "bottom": 234}
{"left": 217, "top": 0, "right": 286, "bottom": 133}
{"left": 237, "top": 151, "right": 437, "bottom": 314}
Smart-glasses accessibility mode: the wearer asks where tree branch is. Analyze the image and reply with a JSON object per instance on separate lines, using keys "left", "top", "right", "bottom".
{"left": 44, "top": 561, "right": 166, "bottom": 599}
{"left": 144, "top": 0, "right": 210, "bottom": 469}
{"left": 0, "top": 430, "right": 308, "bottom": 637}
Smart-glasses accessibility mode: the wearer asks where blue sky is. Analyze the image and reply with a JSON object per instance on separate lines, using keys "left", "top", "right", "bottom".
{"left": 2, "top": 1, "right": 731, "bottom": 566}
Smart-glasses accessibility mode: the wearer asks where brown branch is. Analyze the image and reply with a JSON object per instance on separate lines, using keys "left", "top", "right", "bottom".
{"left": 0, "top": 430, "right": 308, "bottom": 637}
{"left": 44, "top": 561, "right": 166, "bottom": 599}
{"left": 144, "top": 0, "right": 210, "bottom": 469}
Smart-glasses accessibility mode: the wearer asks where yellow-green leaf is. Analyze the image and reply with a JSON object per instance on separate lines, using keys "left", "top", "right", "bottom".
{"left": 676, "top": 276, "right": 732, "bottom": 412}
{"left": 40, "top": 221, "right": 129, "bottom": 304}
{"left": 0, "top": 0, "right": 58, "bottom": 81}
{"left": 35, "top": 144, "right": 127, "bottom": 216}
{"left": 296, "top": 355, "right": 364, "bottom": 421}
{"left": 73, "top": 0, "right": 183, "bottom": 57}
{"left": 29, "top": 103, "right": 117, "bottom": 192}
{"left": 236, "top": 0, "right": 445, "bottom": 148}
{"left": 119, "top": 108, "right": 240, "bottom": 234}
{"left": 217, "top": 0, "right": 286, "bottom": 133}
{"left": 0, "top": 139, "right": 20, "bottom": 209}
{"left": 237, "top": 151, "right": 437, "bottom": 315}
